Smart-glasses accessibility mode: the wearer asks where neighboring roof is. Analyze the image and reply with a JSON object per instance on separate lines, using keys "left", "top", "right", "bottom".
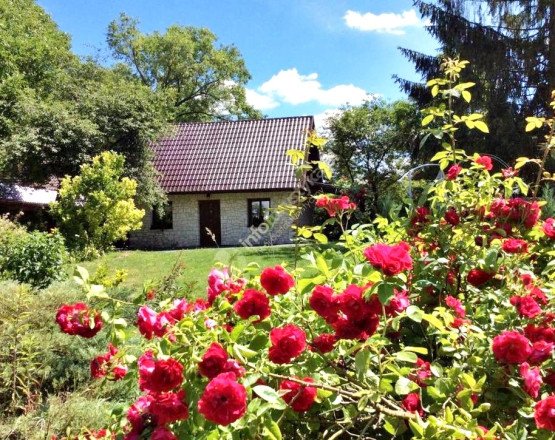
{"left": 0, "top": 182, "right": 58, "bottom": 205}
{"left": 153, "top": 116, "right": 315, "bottom": 193}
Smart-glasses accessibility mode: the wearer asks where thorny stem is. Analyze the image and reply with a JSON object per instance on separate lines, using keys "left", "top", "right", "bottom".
{"left": 267, "top": 373, "right": 418, "bottom": 420}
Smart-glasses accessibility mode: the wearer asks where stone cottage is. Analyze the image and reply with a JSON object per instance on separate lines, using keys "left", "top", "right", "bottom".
{"left": 129, "top": 116, "right": 318, "bottom": 249}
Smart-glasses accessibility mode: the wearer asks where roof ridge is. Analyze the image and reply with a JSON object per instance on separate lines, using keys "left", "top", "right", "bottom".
{"left": 170, "top": 115, "right": 314, "bottom": 127}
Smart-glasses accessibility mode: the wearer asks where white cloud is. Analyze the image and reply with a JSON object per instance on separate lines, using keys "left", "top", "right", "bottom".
{"left": 313, "top": 109, "right": 342, "bottom": 135}
{"left": 245, "top": 88, "right": 279, "bottom": 110}
{"left": 344, "top": 9, "right": 423, "bottom": 35}
{"left": 257, "top": 68, "right": 370, "bottom": 107}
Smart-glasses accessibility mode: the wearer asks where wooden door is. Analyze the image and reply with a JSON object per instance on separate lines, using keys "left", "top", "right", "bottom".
{"left": 198, "top": 200, "right": 221, "bottom": 247}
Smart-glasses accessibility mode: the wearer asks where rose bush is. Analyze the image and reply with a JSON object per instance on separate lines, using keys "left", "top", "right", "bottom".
{"left": 54, "top": 60, "right": 555, "bottom": 439}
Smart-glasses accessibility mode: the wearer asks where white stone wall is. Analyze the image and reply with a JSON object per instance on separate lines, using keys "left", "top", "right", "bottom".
{"left": 129, "top": 191, "right": 296, "bottom": 249}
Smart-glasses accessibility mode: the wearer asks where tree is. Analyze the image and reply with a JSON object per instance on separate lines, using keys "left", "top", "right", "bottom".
{"left": 396, "top": 0, "right": 555, "bottom": 170}
{"left": 0, "top": 1, "right": 167, "bottom": 207}
{"left": 50, "top": 151, "right": 145, "bottom": 258}
{"left": 324, "top": 100, "right": 421, "bottom": 215}
{"left": 106, "top": 13, "right": 261, "bottom": 122}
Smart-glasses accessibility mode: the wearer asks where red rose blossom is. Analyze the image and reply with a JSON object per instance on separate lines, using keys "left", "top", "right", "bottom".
{"left": 409, "top": 358, "right": 432, "bottom": 387}
{"left": 127, "top": 394, "right": 154, "bottom": 432}
{"left": 260, "top": 265, "right": 295, "bottom": 295}
{"left": 311, "top": 334, "right": 337, "bottom": 353}
{"left": 446, "top": 164, "right": 462, "bottom": 180}
{"left": 521, "top": 362, "right": 543, "bottom": 399}
{"left": 151, "top": 427, "right": 178, "bottom": 440}
{"left": 502, "top": 238, "right": 529, "bottom": 254}
{"left": 402, "top": 392, "right": 423, "bottom": 416}
{"left": 502, "top": 167, "right": 518, "bottom": 178}
{"left": 492, "top": 331, "right": 532, "bottom": 364}
{"left": 234, "top": 289, "right": 271, "bottom": 322}
{"left": 544, "top": 218, "right": 555, "bottom": 239}
{"left": 338, "top": 285, "right": 380, "bottom": 321}
{"left": 535, "top": 395, "right": 555, "bottom": 431}
{"left": 385, "top": 289, "right": 410, "bottom": 316}
{"left": 315, "top": 195, "right": 356, "bottom": 217}
{"left": 363, "top": 241, "right": 413, "bottom": 277}
{"left": 197, "top": 372, "right": 247, "bottom": 426}
{"left": 90, "top": 343, "right": 127, "bottom": 381}
{"left": 309, "top": 285, "right": 340, "bottom": 324}
{"left": 280, "top": 377, "right": 317, "bottom": 412}
{"left": 269, "top": 324, "right": 306, "bottom": 364}
{"left": 510, "top": 295, "right": 542, "bottom": 319}
{"left": 467, "top": 269, "right": 495, "bottom": 287}
{"left": 475, "top": 155, "right": 493, "bottom": 170}
{"left": 445, "top": 296, "right": 466, "bottom": 318}
{"left": 199, "top": 342, "right": 228, "bottom": 379}
{"left": 138, "top": 351, "right": 183, "bottom": 393}
{"left": 529, "top": 341, "right": 554, "bottom": 365}
{"left": 56, "top": 303, "right": 103, "bottom": 338}
{"left": 444, "top": 207, "right": 460, "bottom": 226}
{"left": 149, "top": 389, "right": 189, "bottom": 425}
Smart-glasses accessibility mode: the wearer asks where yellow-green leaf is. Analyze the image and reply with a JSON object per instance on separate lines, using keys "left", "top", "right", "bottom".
{"left": 422, "top": 115, "right": 434, "bottom": 126}
{"left": 462, "top": 90, "right": 471, "bottom": 103}
{"left": 474, "top": 121, "right": 489, "bottom": 133}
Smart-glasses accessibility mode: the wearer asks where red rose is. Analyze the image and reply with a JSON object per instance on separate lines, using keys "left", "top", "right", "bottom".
{"left": 525, "top": 324, "right": 555, "bottom": 343}
{"left": 269, "top": 324, "right": 306, "bottom": 364}
{"left": 199, "top": 343, "right": 229, "bottom": 379}
{"left": 409, "top": 358, "right": 432, "bottom": 387}
{"left": 363, "top": 241, "right": 413, "bottom": 277}
{"left": 309, "top": 285, "right": 340, "bottom": 324}
{"left": 444, "top": 207, "right": 460, "bottom": 226}
{"left": 445, "top": 296, "right": 466, "bottom": 318}
{"left": 332, "top": 315, "right": 379, "bottom": 341}
{"left": 56, "top": 303, "right": 102, "bottom": 338}
{"left": 502, "top": 238, "right": 529, "bottom": 254}
{"left": 311, "top": 334, "right": 337, "bottom": 353}
{"left": 544, "top": 218, "right": 555, "bottom": 239}
{"left": 467, "top": 269, "right": 495, "bottom": 287}
{"left": 401, "top": 392, "right": 423, "bottom": 416}
{"left": 446, "top": 164, "right": 462, "bottom": 180}
{"left": 234, "top": 289, "right": 271, "bottom": 322}
{"left": 520, "top": 362, "right": 543, "bottom": 399}
{"left": 260, "top": 266, "right": 295, "bottom": 295}
{"left": 475, "top": 155, "right": 493, "bottom": 170}
{"left": 90, "top": 343, "right": 126, "bottom": 381}
{"left": 198, "top": 342, "right": 245, "bottom": 379}
{"left": 535, "top": 395, "right": 555, "bottom": 431}
{"left": 502, "top": 167, "right": 518, "bottom": 178}
{"left": 529, "top": 341, "right": 554, "bottom": 365}
{"left": 151, "top": 427, "right": 178, "bottom": 440}
{"left": 136, "top": 306, "right": 158, "bottom": 339}
{"left": 280, "top": 377, "right": 317, "bottom": 412}
{"left": 315, "top": 195, "right": 356, "bottom": 217}
{"left": 138, "top": 351, "right": 183, "bottom": 393}
{"left": 127, "top": 395, "right": 153, "bottom": 432}
{"left": 338, "top": 285, "right": 381, "bottom": 321}
{"left": 150, "top": 389, "right": 189, "bottom": 425}
{"left": 385, "top": 289, "right": 410, "bottom": 316}
{"left": 197, "top": 372, "right": 247, "bottom": 426}
{"left": 411, "top": 206, "right": 430, "bottom": 227}
{"left": 492, "top": 331, "right": 531, "bottom": 364}
{"left": 510, "top": 295, "right": 542, "bottom": 319}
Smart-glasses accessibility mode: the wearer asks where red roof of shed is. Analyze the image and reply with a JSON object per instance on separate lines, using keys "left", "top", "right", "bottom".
{"left": 152, "top": 116, "right": 315, "bottom": 193}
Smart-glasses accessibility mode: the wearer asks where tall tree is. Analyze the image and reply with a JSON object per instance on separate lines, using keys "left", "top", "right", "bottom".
{"left": 397, "top": 0, "right": 555, "bottom": 170}
{"left": 106, "top": 14, "right": 261, "bottom": 122}
{"left": 325, "top": 100, "right": 421, "bottom": 215}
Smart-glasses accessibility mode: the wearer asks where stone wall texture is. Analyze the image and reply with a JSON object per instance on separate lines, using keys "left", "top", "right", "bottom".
{"left": 129, "top": 191, "right": 299, "bottom": 249}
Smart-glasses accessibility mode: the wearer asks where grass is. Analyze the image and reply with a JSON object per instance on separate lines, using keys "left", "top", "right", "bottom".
{"left": 82, "top": 245, "right": 300, "bottom": 297}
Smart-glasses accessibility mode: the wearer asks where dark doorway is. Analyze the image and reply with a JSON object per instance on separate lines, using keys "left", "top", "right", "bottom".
{"left": 199, "top": 200, "right": 221, "bottom": 247}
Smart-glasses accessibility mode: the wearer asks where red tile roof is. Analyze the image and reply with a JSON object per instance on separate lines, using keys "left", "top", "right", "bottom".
{"left": 152, "top": 116, "right": 315, "bottom": 193}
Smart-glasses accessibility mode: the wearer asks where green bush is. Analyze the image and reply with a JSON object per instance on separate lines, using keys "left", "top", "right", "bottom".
{"left": 1, "top": 229, "right": 67, "bottom": 288}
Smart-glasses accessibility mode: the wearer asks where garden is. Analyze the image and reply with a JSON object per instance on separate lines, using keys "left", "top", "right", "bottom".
{"left": 1, "top": 57, "right": 555, "bottom": 439}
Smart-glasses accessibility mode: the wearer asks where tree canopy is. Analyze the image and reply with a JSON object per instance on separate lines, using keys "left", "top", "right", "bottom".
{"left": 324, "top": 100, "right": 421, "bottom": 215}
{"left": 396, "top": 0, "right": 555, "bottom": 170}
{"left": 107, "top": 13, "right": 261, "bottom": 122}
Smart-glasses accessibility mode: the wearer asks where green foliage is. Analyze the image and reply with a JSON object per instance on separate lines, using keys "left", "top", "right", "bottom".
{"left": 0, "top": 229, "right": 67, "bottom": 288}
{"left": 107, "top": 13, "right": 261, "bottom": 122}
{"left": 50, "top": 151, "right": 145, "bottom": 258}
{"left": 324, "top": 99, "right": 421, "bottom": 217}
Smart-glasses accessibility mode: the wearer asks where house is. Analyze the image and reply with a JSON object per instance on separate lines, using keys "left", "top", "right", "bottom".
{"left": 129, "top": 116, "right": 319, "bottom": 249}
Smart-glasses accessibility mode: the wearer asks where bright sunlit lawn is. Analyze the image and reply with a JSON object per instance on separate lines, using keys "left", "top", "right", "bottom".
{"left": 83, "top": 244, "right": 301, "bottom": 298}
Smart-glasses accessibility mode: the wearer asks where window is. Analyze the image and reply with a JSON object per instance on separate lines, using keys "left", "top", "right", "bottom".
{"left": 248, "top": 199, "right": 270, "bottom": 227}
{"left": 151, "top": 202, "right": 173, "bottom": 230}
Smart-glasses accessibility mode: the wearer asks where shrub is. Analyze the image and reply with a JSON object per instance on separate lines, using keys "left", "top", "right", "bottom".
{"left": 50, "top": 151, "right": 145, "bottom": 259}
{"left": 0, "top": 218, "right": 67, "bottom": 288}
{"left": 51, "top": 60, "right": 555, "bottom": 439}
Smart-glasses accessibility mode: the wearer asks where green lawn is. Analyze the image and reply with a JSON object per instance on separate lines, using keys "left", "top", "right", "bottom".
{"left": 83, "top": 245, "right": 300, "bottom": 297}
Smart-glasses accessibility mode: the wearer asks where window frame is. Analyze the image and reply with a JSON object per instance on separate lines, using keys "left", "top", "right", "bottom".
{"left": 247, "top": 198, "right": 271, "bottom": 228}
{"left": 151, "top": 201, "right": 173, "bottom": 230}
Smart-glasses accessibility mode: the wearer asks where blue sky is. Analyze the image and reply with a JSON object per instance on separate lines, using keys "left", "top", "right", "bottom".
{"left": 37, "top": 0, "right": 439, "bottom": 128}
